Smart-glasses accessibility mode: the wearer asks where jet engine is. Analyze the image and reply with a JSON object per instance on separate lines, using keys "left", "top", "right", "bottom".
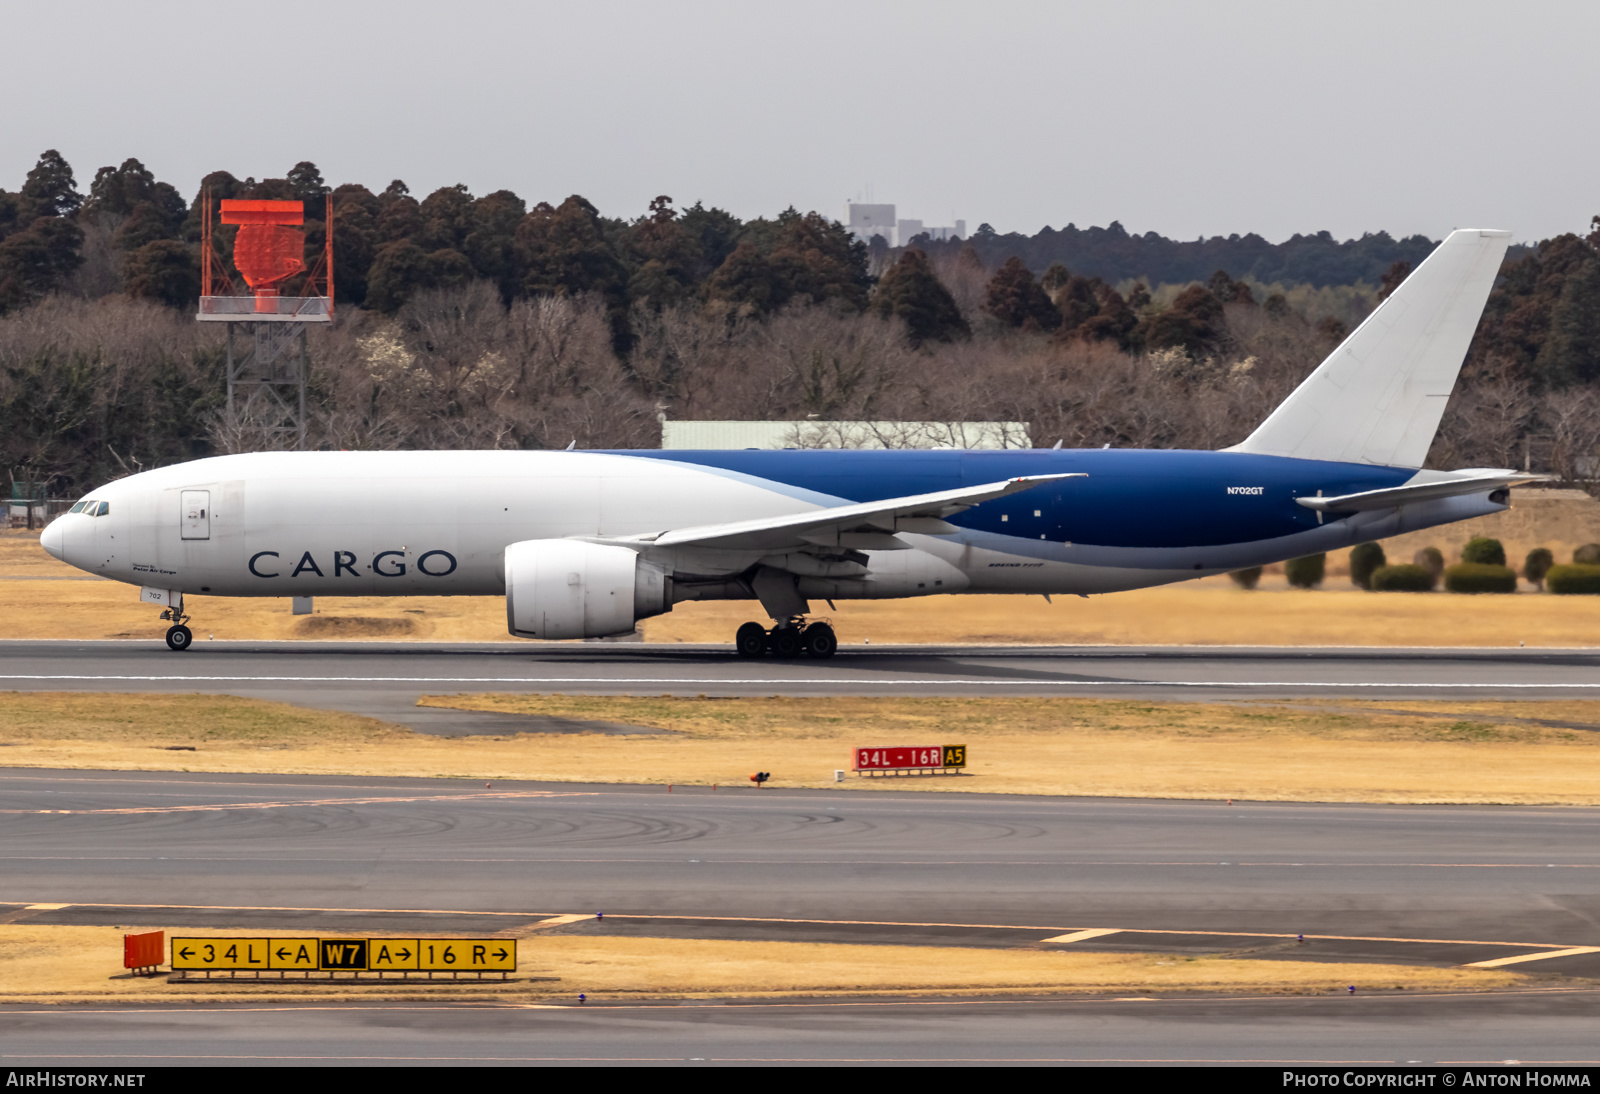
{"left": 505, "top": 540, "right": 669, "bottom": 639}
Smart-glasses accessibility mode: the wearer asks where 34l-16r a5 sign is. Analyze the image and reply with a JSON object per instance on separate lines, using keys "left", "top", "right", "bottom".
{"left": 854, "top": 745, "right": 966, "bottom": 771}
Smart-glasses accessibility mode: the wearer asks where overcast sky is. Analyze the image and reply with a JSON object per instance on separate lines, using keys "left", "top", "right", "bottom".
{"left": 4, "top": 0, "right": 1595, "bottom": 245}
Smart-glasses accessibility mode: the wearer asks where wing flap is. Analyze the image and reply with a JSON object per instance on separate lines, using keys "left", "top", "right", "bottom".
{"left": 640, "top": 473, "right": 1084, "bottom": 552}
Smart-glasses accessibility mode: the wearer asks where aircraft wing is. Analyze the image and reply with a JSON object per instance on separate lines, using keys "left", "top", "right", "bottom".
{"left": 1296, "top": 470, "right": 1546, "bottom": 513}
{"left": 620, "top": 473, "right": 1085, "bottom": 552}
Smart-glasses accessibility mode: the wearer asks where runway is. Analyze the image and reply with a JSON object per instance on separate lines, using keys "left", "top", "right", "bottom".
{"left": 2, "top": 641, "right": 1599, "bottom": 734}
{"left": 7, "top": 769, "right": 1600, "bottom": 948}
{"left": 9, "top": 991, "right": 1600, "bottom": 1066}
{"left": 4, "top": 769, "right": 1600, "bottom": 1062}
{"left": 6, "top": 641, "right": 1600, "bottom": 1063}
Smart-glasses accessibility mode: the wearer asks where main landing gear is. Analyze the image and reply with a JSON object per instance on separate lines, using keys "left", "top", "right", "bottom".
{"left": 735, "top": 619, "right": 837, "bottom": 659}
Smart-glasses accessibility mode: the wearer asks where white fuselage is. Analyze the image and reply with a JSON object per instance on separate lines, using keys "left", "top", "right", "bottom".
{"left": 40, "top": 449, "right": 1506, "bottom": 613}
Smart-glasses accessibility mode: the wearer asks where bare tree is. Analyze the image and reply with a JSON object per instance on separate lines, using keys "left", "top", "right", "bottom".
{"left": 1541, "top": 387, "right": 1600, "bottom": 497}
{"left": 1428, "top": 379, "right": 1534, "bottom": 470}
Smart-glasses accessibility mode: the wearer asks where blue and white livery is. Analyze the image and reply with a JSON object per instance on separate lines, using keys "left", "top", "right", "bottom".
{"left": 41, "top": 229, "right": 1527, "bottom": 656}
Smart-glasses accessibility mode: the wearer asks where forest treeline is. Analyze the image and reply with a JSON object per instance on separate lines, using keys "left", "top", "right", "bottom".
{"left": 918, "top": 221, "right": 1451, "bottom": 291}
{"left": 1, "top": 150, "right": 1599, "bottom": 498}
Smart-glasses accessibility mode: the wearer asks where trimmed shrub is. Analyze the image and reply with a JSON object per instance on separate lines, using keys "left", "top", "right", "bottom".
{"left": 1443, "top": 562, "right": 1518, "bottom": 593}
{"left": 1371, "top": 563, "right": 1436, "bottom": 592}
{"left": 1575, "top": 544, "right": 1600, "bottom": 565}
{"left": 1349, "top": 542, "right": 1386, "bottom": 589}
{"left": 1285, "top": 553, "right": 1325, "bottom": 588}
{"left": 1461, "top": 537, "right": 1506, "bottom": 567}
{"left": 1546, "top": 564, "right": 1600, "bottom": 595}
{"left": 1228, "top": 567, "right": 1263, "bottom": 589}
{"left": 1413, "top": 546, "right": 1444, "bottom": 579}
{"left": 1524, "top": 547, "right": 1554, "bottom": 589}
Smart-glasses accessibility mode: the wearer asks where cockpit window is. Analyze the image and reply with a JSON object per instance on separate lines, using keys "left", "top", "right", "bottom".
{"left": 68, "top": 502, "right": 86, "bottom": 514}
{"left": 95, "top": 501, "right": 109, "bottom": 516}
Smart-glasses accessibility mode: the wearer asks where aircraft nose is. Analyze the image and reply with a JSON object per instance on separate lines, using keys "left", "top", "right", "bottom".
{"left": 40, "top": 517, "right": 64, "bottom": 561}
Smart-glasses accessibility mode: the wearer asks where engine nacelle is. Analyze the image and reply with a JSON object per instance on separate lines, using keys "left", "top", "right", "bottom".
{"left": 505, "top": 539, "right": 669, "bottom": 639}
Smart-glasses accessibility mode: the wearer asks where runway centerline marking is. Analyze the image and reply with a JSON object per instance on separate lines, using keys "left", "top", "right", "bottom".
{"left": 0, "top": 790, "right": 596, "bottom": 815}
{"left": 6, "top": 857, "right": 1597, "bottom": 869}
{"left": 2, "top": 673, "right": 1600, "bottom": 690}
{"left": 1466, "top": 947, "right": 1600, "bottom": 968}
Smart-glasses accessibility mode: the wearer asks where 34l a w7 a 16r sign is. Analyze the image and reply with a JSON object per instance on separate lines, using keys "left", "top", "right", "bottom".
{"left": 169, "top": 936, "right": 515, "bottom": 979}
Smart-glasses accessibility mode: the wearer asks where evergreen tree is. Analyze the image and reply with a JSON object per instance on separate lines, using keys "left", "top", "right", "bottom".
{"left": 1040, "top": 263, "right": 1070, "bottom": 294}
{"left": 463, "top": 189, "right": 528, "bottom": 302}
{"left": 123, "top": 239, "right": 200, "bottom": 309}
{"left": 621, "top": 196, "right": 702, "bottom": 310}
{"left": 677, "top": 201, "right": 742, "bottom": 281}
{"left": 872, "top": 248, "right": 968, "bottom": 347}
{"left": 287, "top": 161, "right": 328, "bottom": 205}
{"left": 1054, "top": 274, "right": 1102, "bottom": 333}
{"left": 0, "top": 218, "right": 83, "bottom": 312}
{"left": 20, "top": 150, "right": 81, "bottom": 219}
{"left": 705, "top": 210, "right": 870, "bottom": 315}
{"left": 1468, "top": 234, "right": 1595, "bottom": 383}
{"left": 365, "top": 240, "right": 434, "bottom": 313}
{"left": 703, "top": 241, "right": 783, "bottom": 314}
{"left": 1535, "top": 257, "right": 1600, "bottom": 386}
{"left": 516, "top": 195, "right": 628, "bottom": 300}
{"left": 1137, "top": 284, "right": 1224, "bottom": 353}
{"left": 982, "top": 256, "right": 1060, "bottom": 330}
{"left": 327, "top": 183, "right": 382, "bottom": 306}
{"left": 516, "top": 195, "right": 630, "bottom": 347}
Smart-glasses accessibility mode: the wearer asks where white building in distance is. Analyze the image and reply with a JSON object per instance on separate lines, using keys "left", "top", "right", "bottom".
{"left": 844, "top": 204, "right": 966, "bottom": 248}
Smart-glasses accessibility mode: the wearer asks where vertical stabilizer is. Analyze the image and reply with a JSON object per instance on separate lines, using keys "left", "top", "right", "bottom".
{"left": 1227, "top": 228, "right": 1510, "bottom": 468}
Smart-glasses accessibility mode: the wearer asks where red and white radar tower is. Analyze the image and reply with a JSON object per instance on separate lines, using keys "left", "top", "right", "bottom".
{"left": 197, "top": 194, "right": 335, "bottom": 448}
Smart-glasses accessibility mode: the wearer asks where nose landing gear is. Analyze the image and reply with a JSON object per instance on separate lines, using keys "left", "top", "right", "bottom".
{"left": 159, "top": 605, "right": 193, "bottom": 652}
{"left": 734, "top": 618, "right": 838, "bottom": 659}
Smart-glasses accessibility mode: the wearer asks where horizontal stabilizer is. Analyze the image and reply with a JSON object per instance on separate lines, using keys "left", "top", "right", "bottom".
{"left": 611, "top": 473, "right": 1085, "bottom": 553}
{"left": 1229, "top": 229, "right": 1512, "bottom": 469}
{"left": 1296, "top": 470, "right": 1545, "bottom": 513}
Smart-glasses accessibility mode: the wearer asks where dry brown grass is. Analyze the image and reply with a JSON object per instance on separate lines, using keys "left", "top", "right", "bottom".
{"left": 10, "top": 691, "right": 1600, "bottom": 804}
{"left": 0, "top": 692, "right": 403, "bottom": 746}
{"left": 0, "top": 925, "right": 1527, "bottom": 1004}
{"left": 5, "top": 531, "right": 1600, "bottom": 648}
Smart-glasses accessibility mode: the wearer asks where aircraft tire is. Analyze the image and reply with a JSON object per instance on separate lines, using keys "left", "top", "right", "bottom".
{"left": 801, "top": 623, "right": 837, "bottom": 659}
{"left": 769, "top": 627, "right": 803, "bottom": 658}
{"left": 735, "top": 622, "right": 767, "bottom": 657}
{"left": 165, "top": 624, "right": 193, "bottom": 652}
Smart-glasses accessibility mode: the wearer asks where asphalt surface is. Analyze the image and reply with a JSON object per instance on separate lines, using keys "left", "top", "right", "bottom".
{"left": 4, "top": 641, "right": 1600, "bottom": 736}
{"left": 7, "top": 992, "right": 1600, "bottom": 1066}
{"left": 4, "top": 770, "right": 1600, "bottom": 1062}
{"left": 7, "top": 638, "right": 1600, "bottom": 1063}
{"left": 6, "top": 769, "right": 1600, "bottom": 952}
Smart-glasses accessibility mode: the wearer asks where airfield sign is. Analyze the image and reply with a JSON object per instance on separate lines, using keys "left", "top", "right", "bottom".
{"left": 171, "top": 937, "right": 515, "bottom": 973}
{"left": 853, "top": 745, "right": 966, "bottom": 773}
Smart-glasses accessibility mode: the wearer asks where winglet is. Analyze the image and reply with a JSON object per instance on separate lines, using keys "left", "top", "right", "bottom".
{"left": 1228, "top": 229, "right": 1511, "bottom": 469}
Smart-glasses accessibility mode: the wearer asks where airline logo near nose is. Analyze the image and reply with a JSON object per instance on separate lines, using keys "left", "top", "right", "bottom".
{"left": 247, "top": 549, "right": 458, "bottom": 579}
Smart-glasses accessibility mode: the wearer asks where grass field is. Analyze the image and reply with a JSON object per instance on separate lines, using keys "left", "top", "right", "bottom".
{"left": 0, "top": 925, "right": 1528, "bottom": 1005}
{"left": 4, "top": 528, "right": 1600, "bottom": 647}
{"left": 9, "top": 691, "right": 1600, "bottom": 804}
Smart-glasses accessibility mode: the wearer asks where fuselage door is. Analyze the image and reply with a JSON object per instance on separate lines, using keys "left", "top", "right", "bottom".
{"left": 181, "top": 490, "right": 210, "bottom": 540}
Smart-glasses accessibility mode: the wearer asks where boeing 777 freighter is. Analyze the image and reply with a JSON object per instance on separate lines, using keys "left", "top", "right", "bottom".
{"left": 41, "top": 229, "right": 1527, "bottom": 657}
